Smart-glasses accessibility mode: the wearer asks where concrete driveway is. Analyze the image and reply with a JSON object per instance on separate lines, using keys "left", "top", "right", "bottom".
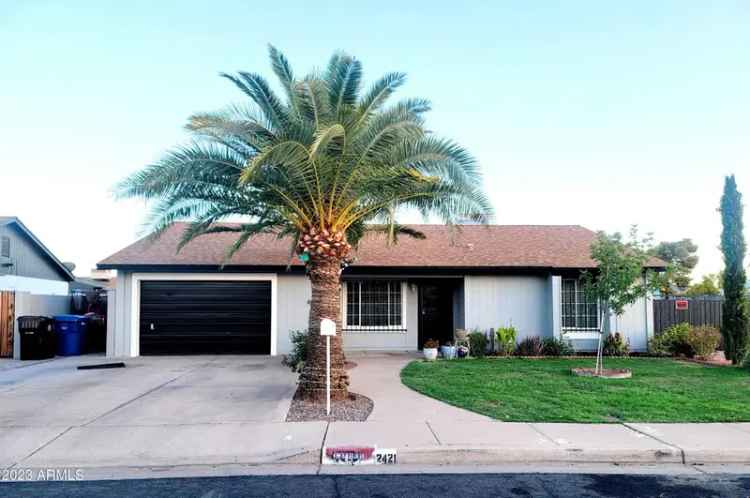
{"left": 0, "top": 355, "right": 326, "bottom": 469}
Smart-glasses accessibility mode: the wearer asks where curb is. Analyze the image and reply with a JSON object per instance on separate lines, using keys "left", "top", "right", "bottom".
{"left": 347, "top": 446, "right": 683, "bottom": 466}
{"left": 315, "top": 446, "right": 750, "bottom": 466}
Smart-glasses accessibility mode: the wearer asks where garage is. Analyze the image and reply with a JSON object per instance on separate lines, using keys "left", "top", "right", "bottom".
{"left": 138, "top": 280, "right": 272, "bottom": 355}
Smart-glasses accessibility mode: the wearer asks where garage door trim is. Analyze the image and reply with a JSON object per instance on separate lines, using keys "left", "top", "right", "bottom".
{"left": 130, "top": 273, "right": 278, "bottom": 357}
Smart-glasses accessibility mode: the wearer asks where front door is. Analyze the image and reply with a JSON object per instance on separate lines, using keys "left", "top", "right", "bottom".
{"left": 418, "top": 282, "right": 455, "bottom": 349}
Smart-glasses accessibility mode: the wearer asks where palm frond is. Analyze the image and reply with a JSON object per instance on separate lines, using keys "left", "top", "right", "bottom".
{"left": 268, "top": 44, "right": 297, "bottom": 111}
{"left": 326, "top": 52, "right": 363, "bottom": 116}
{"left": 119, "top": 49, "right": 493, "bottom": 257}
{"left": 356, "top": 72, "right": 406, "bottom": 125}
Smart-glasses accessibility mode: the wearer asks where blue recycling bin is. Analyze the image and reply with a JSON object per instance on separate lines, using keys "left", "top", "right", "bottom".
{"left": 54, "top": 315, "right": 89, "bottom": 356}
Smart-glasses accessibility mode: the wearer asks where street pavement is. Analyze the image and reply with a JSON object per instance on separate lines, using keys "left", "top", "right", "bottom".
{"left": 2, "top": 472, "right": 749, "bottom": 497}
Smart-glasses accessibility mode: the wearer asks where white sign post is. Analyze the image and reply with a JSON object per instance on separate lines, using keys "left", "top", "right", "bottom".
{"left": 320, "top": 318, "right": 336, "bottom": 416}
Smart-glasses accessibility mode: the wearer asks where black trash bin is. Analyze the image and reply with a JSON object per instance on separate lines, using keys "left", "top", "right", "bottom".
{"left": 17, "top": 316, "right": 55, "bottom": 360}
{"left": 83, "top": 313, "right": 106, "bottom": 353}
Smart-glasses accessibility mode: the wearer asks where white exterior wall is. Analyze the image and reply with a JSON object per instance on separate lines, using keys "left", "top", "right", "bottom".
{"left": 464, "top": 275, "right": 551, "bottom": 340}
{"left": 276, "top": 274, "right": 312, "bottom": 355}
{"left": 106, "top": 288, "right": 117, "bottom": 357}
{"left": 13, "top": 291, "right": 69, "bottom": 359}
{"left": 107, "top": 270, "right": 654, "bottom": 355}
{"left": 110, "top": 270, "right": 134, "bottom": 357}
{"left": 549, "top": 275, "right": 561, "bottom": 338}
{"left": 0, "top": 275, "right": 68, "bottom": 296}
{"left": 609, "top": 294, "right": 654, "bottom": 352}
{"left": 342, "top": 282, "right": 419, "bottom": 352}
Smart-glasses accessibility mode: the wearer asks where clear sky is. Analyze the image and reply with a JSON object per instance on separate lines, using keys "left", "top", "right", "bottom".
{"left": 1, "top": 1, "right": 748, "bottom": 278}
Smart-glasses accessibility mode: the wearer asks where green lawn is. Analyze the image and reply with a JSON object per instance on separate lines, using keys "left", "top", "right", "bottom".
{"left": 400, "top": 358, "right": 750, "bottom": 423}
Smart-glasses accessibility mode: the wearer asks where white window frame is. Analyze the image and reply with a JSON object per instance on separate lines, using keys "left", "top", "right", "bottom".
{"left": 561, "top": 278, "right": 601, "bottom": 333}
{"left": 342, "top": 280, "right": 407, "bottom": 333}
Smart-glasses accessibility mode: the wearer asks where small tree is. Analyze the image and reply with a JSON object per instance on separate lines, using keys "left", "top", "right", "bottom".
{"left": 719, "top": 175, "right": 749, "bottom": 364}
{"left": 581, "top": 227, "right": 656, "bottom": 375}
{"left": 685, "top": 274, "right": 722, "bottom": 297}
{"left": 653, "top": 239, "right": 699, "bottom": 296}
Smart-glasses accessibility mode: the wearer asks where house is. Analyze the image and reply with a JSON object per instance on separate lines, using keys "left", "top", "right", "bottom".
{"left": 98, "top": 224, "right": 665, "bottom": 357}
{"left": 0, "top": 217, "right": 75, "bottom": 358}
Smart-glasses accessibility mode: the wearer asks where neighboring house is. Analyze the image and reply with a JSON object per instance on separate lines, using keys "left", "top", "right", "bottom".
{"left": 0, "top": 217, "right": 75, "bottom": 358}
{"left": 98, "top": 224, "right": 665, "bottom": 358}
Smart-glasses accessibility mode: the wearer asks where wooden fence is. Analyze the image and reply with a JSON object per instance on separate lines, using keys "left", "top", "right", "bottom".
{"left": 653, "top": 297, "right": 722, "bottom": 335}
{"left": 0, "top": 291, "right": 14, "bottom": 357}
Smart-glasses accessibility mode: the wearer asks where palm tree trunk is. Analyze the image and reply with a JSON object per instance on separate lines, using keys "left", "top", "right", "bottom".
{"left": 298, "top": 257, "right": 349, "bottom": 401}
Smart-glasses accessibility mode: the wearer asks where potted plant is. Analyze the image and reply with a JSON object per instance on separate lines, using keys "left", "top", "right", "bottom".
{"left": 496, "top": 325, "right": 517, "bottom": 356}
{"left": 456, "top": 345, "right": 469, "bottom": 358}
{"left": 423, "top": 339, "right": 439, "bottom": 361}
{"left": 440, "top": 340, "right": 456, "bottom": 359}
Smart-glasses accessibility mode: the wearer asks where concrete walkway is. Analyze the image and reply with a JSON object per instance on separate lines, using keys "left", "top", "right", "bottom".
{"left": 348, "top": 352, "right": 489, "bottom": 422}
{"left": 2, "top": 353, "right": 750, "bottom": 475}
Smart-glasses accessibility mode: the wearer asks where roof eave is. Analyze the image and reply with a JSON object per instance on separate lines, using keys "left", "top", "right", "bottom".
{"left": 97, "top": 262, "right": 596, "bottom": 274}
{"left": 5, "top": 218, "right": 75, "bottom": 281}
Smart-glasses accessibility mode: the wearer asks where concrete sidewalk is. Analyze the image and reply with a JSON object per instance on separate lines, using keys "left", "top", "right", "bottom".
{"left": 324, "top": 419, "right": 750, "bottom": 466}
{"left": 7, "top": 417, "right": 750, "bottom": 470}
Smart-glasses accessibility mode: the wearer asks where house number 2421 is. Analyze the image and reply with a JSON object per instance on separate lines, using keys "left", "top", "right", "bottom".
{"left": 375, "top": 450, "right": 397, "bottom": 464}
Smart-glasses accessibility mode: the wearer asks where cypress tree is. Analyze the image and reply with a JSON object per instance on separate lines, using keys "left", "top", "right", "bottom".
{"left": 719, "top": 175, "right": 749, "bottom": 364}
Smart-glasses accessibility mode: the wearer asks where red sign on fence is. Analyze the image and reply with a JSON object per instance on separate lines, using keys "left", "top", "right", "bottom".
{"left": 675, "top": 299, "right": 689, "bottom": 311}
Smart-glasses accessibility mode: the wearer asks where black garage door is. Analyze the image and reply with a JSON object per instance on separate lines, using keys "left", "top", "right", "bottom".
{"left": 139, "top": 280, "right": 271, "bottom": 355}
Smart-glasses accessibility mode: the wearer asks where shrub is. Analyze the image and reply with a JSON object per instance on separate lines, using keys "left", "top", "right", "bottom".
{"left": 686, "top": 325, "right": 721, "bottom": 359}
{"left": 468, "top": 331, "right": 487, "bottom": 358}
{"left": 541, "top": 337, "right": 574, "bottom": 357}
{"left": 742, "top": 348, "right": 750, "bottom": 371}
{"left": 496, "top": 325, "right": 517, "bottom": 356}
{"left": 515, "top": 336, "right": 543, "bottom": 356}
{"left": 603, "top": 332, "right": 630, "bottom": 357}
{"left": 283, "top": 329, "right": 308, "bottom": 372}
{"left": 648, "top": 322, "right": 693, "bottom": 357}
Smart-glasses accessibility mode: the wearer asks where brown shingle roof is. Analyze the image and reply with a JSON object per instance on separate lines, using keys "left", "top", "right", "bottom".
{"left": 98, "top": 223, "right": 665, "bottom": 270}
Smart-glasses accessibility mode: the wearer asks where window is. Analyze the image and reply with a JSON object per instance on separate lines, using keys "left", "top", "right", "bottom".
{"left": 344, "top": 280, "right": 404, "bottom": 330}
{"left": 0, "top": 236, "right": 9, "bottom": 258}
{"left": 561, "top": 278, "right": 600, "bottom": 331}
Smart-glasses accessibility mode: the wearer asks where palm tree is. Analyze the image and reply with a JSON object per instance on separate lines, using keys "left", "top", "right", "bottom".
{"left": 118, "top": 46, "right": 493, "bottom": 401}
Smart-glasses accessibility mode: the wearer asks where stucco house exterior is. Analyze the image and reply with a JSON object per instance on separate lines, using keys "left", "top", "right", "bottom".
{"left": 98, "top": 224, "right": 664, "bottom": 358}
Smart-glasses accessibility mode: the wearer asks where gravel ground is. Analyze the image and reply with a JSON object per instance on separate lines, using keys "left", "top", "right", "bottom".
{"left": 286, "top": 389, "right": 373, "bottom": 422}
